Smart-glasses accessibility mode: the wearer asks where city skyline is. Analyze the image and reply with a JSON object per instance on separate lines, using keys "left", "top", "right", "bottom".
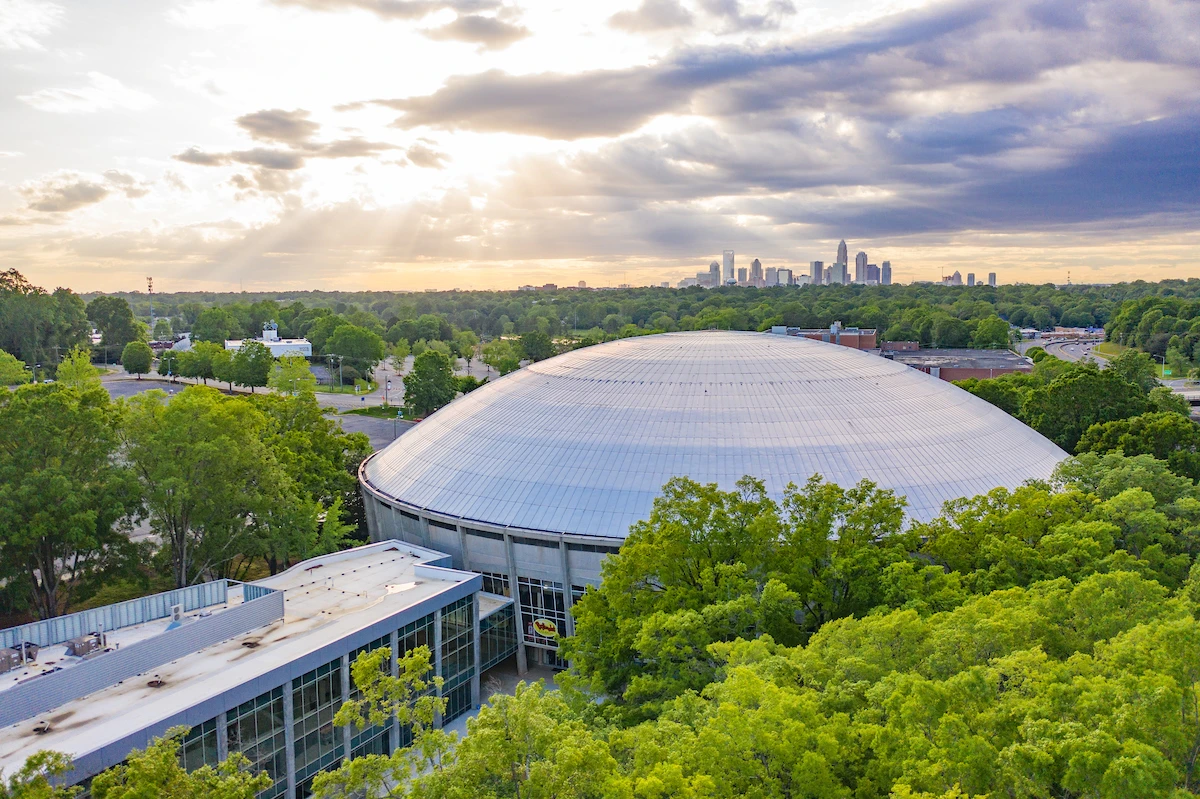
{"left": 1, "top": 0, "right": 1197, "bottom": 293}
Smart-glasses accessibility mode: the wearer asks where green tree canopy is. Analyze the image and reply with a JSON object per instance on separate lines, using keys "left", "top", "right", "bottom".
{"left": 1079, "top": 411, "right": 1200, "bottom": 481}
{"left": 90, "top": 727, "right": 270, "bottom": 799}
{"left": 403, "top": 350, "right": 455, "bottom": 418}
{"left": 87, "top": 295, "right": 141, "bottom": 352}
{"left": 269, "top": 354, "right": 317, "bottom": 394}
{"left": 190, "top": 307, "right": 239, "bottom": 344}
{"left": 120, "top": 341, "right": 153, "bottom": 378}
{"left": 326, "top": 324, "right": 386, "bottom": 369}
{"left": 176, "top": 341, "right": 221, "bottom": 385}
{"left": 55, "top": 346, "right": 100, "bottom": 390}
{"left": 0, "top": 350, "right": 30, "bottom": 386}
{"left": 520, "top": 330, "right": 555, "bottom": 362}
{"left": 231, "top": 340, "right": 273, "bottom": 392}
{"left": 482, "top": 339, "right": 520, "bottom": 375}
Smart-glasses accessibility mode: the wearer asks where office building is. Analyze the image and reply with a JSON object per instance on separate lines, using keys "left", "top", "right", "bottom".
{"left": 678, "top": 277, "right": 698, "bottom": 288}
{"left": 738, "top": 267, "right": 748, "bottom": 286}
{"left": 882, "top": 261, "right": 892, "bottom": 285}
{"left": 825, "top": 265, "right": 834, "bottom": 283}
{"left": 750, "top": 259, "right": 763, "bottom": 287}
{"left": 809, "top": 261, "right": 824, "bottom": 286}
{"left": 988, "top": 272, "right": 997, "bottom": 287}
{"left": 865, "top": 264, "right": 881, "bottom": 284}
{"left": 837, "top": 240, "right": 848, "bottom": 266}
{"left": 0, "top": 541, "right": 516, "bottom": 798}
{"left": 765, "top": 267, "right": 778, "bottom": 286}
{"left": 828, "top": 262, "right": 848, "bottom": 285}
{"left": 855, "top": 252, "right": 868, "bottom": 283}
{"left": 777, "top": 268, "right": 793, "bottom": 285}
{"left": 967, "top": 273, "right": 975, "bottom": 287}
{"left": 722, "top": 251, "right": 735, "bottom": 285}
{"left": 361, "top": 332, "right": 1066, "bottom": 667}
{"left": 709, "top": 261, "right": 721, "bottom": 287}
{"left": 225, "top": 323, "right": 312, "bottom": 357}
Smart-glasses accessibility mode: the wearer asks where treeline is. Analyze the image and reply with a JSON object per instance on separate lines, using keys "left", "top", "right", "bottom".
{"left": 14, "top": 453, "right": 1200, "bottom": 798}
{"left": 0, "top": 360, "right": 370, "bottom": 621}
{"left": 1108, "top": 293, "right": 1200, "bottom": 378}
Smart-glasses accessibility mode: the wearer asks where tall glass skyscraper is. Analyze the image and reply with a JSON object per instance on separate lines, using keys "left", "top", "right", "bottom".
{"left": 836, "top": 240, "right": 848, "bottom": 265}
{"left": 722, "top": 250, "right": 735, "bottom": 284}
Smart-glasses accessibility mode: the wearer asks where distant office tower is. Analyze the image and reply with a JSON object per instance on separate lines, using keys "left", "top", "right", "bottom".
{"left": 765, "top": 266, "right": 777, "bottom": 286}
{"left": 951, "top": 271, "right": 963, "bottom": 286}
{"left": 723, "top": 250, "right": 735, "bottom": 284}
{"left": 810, "top": 261, "right": 824, "bottom": 286}
{"left": 967, "top": 273, "right": 975, "bottom": 287}
{"left": 866, "top": 264, "right": 880, "bottom": 284}
{"left": 829, "top": 262, "right": 848, "bottom": 285}
{"left": 777, "top": 268, "right": 793, "bottom": 285}
{"left": 882, "top": 261, "right": 892, "bottom": 285}
{"left": 578, "top": 280, "right": 587, "bottom": 288}
{"left": 737, "top": 267, "right": 748, "bottom": 285}
{"left": 837, "top": 240, "right": 848, "bottom": 265}
{"left": 709, "top": 261, "right": 720, "bottom": 287}
{"left": 751, "top": 258, "right": 763, "bottom": 286}
{"left": 825, "top": 265, "right": 834, "bottom": 283}
{"left": 855, "top": 251, "right": 868, "bottom": 283}
{"left": 660, "top": 282, "right": 670, "bottom": 288}
{"left": 988, "top": 272, "right": 997, "bottom": 287}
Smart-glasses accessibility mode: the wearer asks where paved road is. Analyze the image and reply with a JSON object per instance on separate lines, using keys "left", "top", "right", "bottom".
{"left": 337, "top": 413, "right": 416, "bottom": 451}
{"left": 1042, "top": 340, "right": 1105, "bottom": 367}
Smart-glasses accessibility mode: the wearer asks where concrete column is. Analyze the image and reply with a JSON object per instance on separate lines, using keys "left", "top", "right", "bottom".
{"left": 504, "top": 534, "right": 528, "bottom": 674}
{"left": 282, "top": 681, "right": 297, "bottom": 799}
{"left": 433, "top": 607, "right": 444, "bottom": 727}
{"left": 457, "top": 525, "right": 469, "bottom": 571}
{"left": 216, "top": 710, "right": 229, "bottom": 762}
{"left": 471, "top": 593, "right": 481, "bottom": 709}
{"left": 559, "top": 542, "right": 576, "bottom": 639}
{"left": 340, "top": 653, "right": 352, "bottom": 759}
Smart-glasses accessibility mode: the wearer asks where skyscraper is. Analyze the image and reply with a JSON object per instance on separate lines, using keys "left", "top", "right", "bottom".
{"left": 777, "top": 268, "right": 793, "bottom": 285}
{"left": 866, "top": 264, "right": 880, "bottom": 284}
{"left": 837, "top": 240, "right": 848, "bottom": 265}
{"left": 829, "top": 262, "right": 848, "bottom": 285}
{"left": 855, "top": 251, "right": 868, "bottom": 283}
{"left": 750, "top": 258, "right": 763, "bottom": 287}
{"left": 737, "top": 267, "right": 748, "bottom": 285}
{"left": 723, "top": 250, "right": 735, "bottom": 285}
{"left": 765, "top": 266, "right": 777, "bottom": 286}
{"left": 967, "top": 273, "right": 976, "bottom": 287}
{"left": 709, "top": 261, "right": 720, "bottom": 287}
{"left": 988, "top": 272, "right": 997, "bottom": 287}
{"left": 882, "top": 261, "right": 892, "bottom": 285}
{"left": 950, "top": 271, "right": 963, "bottom": 286}
{"left": 809, "top": 261, "right": 823, "bottom": 286}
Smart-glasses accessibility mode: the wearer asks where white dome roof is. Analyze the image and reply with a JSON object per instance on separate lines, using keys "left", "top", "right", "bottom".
{"left": 362, "top": 331, "right": 1065, "bottom": 537}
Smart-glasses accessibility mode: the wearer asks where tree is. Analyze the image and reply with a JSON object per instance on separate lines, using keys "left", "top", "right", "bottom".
{"left": 453, "top": 330, "right": 479, "bottom": 368}
{"left": 152, "top": 318, "right": 173, "bottom": 341}
{"left": 211, "top": 347, "right": 236, "bottom": 392}
{"left": 190, "top": 307, "right": 239, "bottom": 344}
{"left": 1148, "top": 385, "right": 1190, "bottom": 416}
{"left": 1107, "top": 348, "right": 1159, "bottom": 393}
{"left": 123, "top": 387, "right": 287, "bottom": 587}
{"left": 482, "top": 339, "right": 520, "bottom": 375}
{"left": 0, "top": 751, "right": 78, "bottom": 799}
{"left": 55, "top": 346, "right": 100, "bottom": 390}
{"left": 269, "top": 354, "right": 316, "bottom": 394}
{"left": 232, "top": 341, "right": 273, "bottom": 393}
{"left": 121, "top": 341, "right": 153, "bottom": 379}
{"left": 0, "top": 384, "right": 139, "bottom": 617}
{"left": 403, "top": 350, "right": 455, "bottom": 418}
{"left": 390, "top": 339, "right": 411, "bottom": 373}
{"left": 157, "top": 350, "right": 179, "bottom": 380}
{"left": 326, "top": 324, "right": 386, "bottom": 371}
{"left": 1079, "top": 411, "right": 1200, "bottom": 481}
{"left": 1024, "top": 364, "right": 1148, "bottom": 452}
{"left": 0, "top": 272, "right": 89, "bottom": 368}
{"left": 971, "top": 316, "right": 1010, "bottom": 349}
{"left": 0, "top": 350, "right": 29, "bottom": 386}
{"left": 90, "top": 727, "right": 270, "bottom": 799}
{"left": 933, "top": 317, "right": 971, "bottom": 347}
{"left": 454, "top": 375, "right": 487, "bottom": 394}
{"left": 87, "top": 295, "right": 141, "bottom": 352}
{"left": 520, "top": 330, "right": 555, "bottom": 362}
{"left": 176, "top": 341, "right": 221, "bottom": 385}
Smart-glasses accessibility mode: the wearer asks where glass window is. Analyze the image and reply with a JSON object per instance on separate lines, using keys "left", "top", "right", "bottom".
{"left": 226, "top": 687, "right": 287, "bottom": 799}
{"left": 518, "top": 577, "right": 567, "bottom": 649}
{"left": 480, "top": 572, "right": 510, "bottom": 597}
{"left": 179, "top": 718, "right": 218, "bottom": 773}
{"left": 292, "top": 658, "right": 344, "bottom": 798}
{"left": 440, "top": 596, "right": 475, "bottom": 723}
{"left": 480, "top": 604, "right": 517, "bottom": 672}
{"left": 348, "top": 635, "right": 392, "bottom": 756}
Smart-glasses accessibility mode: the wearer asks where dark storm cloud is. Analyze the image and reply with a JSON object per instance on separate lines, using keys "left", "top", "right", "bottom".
{"left": 609, "top": 0, "right": 695, "bottom": 33}
{"left": 271, "top": 0, "right": 499, "bottom": 19}
{"left": 424, "top": 14, "right": 530, "bottom": 50}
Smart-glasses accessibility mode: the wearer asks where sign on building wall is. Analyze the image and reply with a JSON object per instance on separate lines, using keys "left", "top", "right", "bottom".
{"left": 531, "top": 618, "right": 558, "bottom": 638}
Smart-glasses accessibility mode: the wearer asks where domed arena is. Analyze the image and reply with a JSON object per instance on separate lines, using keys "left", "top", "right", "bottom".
{"left": 360, "top": 331, "right": 1065, "bottom": 666}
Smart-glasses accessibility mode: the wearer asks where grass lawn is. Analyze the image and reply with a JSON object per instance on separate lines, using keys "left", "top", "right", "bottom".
{"left": 314, "top": 380, "right": 376, "bottom": 394}
{"left": 1092, "top": 341, "right": 1176, "bottom": 377}
{"left": 342, "top": 404, "right": 407, "bottom": 419}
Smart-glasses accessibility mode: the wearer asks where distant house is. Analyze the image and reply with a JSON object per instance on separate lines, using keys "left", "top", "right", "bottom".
{"left": 225, "top": 322, "right": 312, "bottom": 357}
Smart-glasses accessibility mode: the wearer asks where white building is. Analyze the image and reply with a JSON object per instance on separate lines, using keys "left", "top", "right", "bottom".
{"left": 225, "top": 322, "right": 312, "bottom": 357}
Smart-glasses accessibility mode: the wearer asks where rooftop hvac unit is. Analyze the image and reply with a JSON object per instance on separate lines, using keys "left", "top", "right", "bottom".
{"left": 171, "top": 604, "right": 184, "bottom": 623}
{"left": 0, "top": 648, "right": 21, "bottom": 674}
{"left": 65, "top": 633, "right": 104, "bottom": 658}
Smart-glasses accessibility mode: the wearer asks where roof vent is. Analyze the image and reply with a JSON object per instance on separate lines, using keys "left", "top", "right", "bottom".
{"left": 33, "top": 721, "right": 50, "bottom": 735}
{"left": 147, "top": 676, "right": 165, "bottom": 688}
{"left": 241, "top": 640, "right": 260, "bottom": 649}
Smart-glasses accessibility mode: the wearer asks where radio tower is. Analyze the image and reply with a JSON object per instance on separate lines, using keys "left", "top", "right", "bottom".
{"left": 147, "top": 277, "right": 154, "bottom": 331}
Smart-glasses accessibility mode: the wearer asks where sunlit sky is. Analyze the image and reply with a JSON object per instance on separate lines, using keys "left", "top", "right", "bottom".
{"left": 1, "top": 0, "right": 1198, "bottom": 292}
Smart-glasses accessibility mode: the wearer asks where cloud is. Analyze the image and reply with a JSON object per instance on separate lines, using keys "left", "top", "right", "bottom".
{"left": 17, "top": 72, "right": 155, "bottom": 114}
{"left": 102, "top": 170, "right": 152, "bottom": 199}
{"left": 271, "top": 0, "right": 500, "bottom": 20}
{"left": 231, "top": 148, "right": 307, "bottom": 170}
{"left": 236, "top": 108, "right": 321, "bottom": 145}
{"left": 20, "top": 172, "right": 110, "bottom": 212}
{"left": 424, "top": 14, "right": 529, "bottom": 50}
{"left": 405, "top": 142, "right": 449, "bottom": 167}
{"left": 609, "top": 0, "right": 694, "bottom": 33}
{"left": 696, "top": 0, "right": 794, "bottom": 32}
{"left": 0, "top": 0, "right": 63, "bottom": 50}
{"left": 175, "top": 146, "right": 230, "bottom": 166}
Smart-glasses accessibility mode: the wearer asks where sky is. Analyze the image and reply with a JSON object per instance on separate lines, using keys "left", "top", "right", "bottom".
{"left": 0, "top": 0, "right": 1198, "bottom": 292}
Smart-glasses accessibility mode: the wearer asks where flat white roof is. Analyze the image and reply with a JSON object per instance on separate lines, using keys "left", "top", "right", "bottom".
{"left": 0, "top": 542, "right": 473, "bottom": 775}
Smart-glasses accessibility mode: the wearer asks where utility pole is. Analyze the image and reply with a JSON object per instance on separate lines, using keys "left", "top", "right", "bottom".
{"left": 147, "top": 277, "right": 154, "bottom": 333}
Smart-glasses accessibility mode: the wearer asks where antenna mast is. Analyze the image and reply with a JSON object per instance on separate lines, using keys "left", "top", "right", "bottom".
{"left": 147, "top": 277, "right": 154, "bottom": 331}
